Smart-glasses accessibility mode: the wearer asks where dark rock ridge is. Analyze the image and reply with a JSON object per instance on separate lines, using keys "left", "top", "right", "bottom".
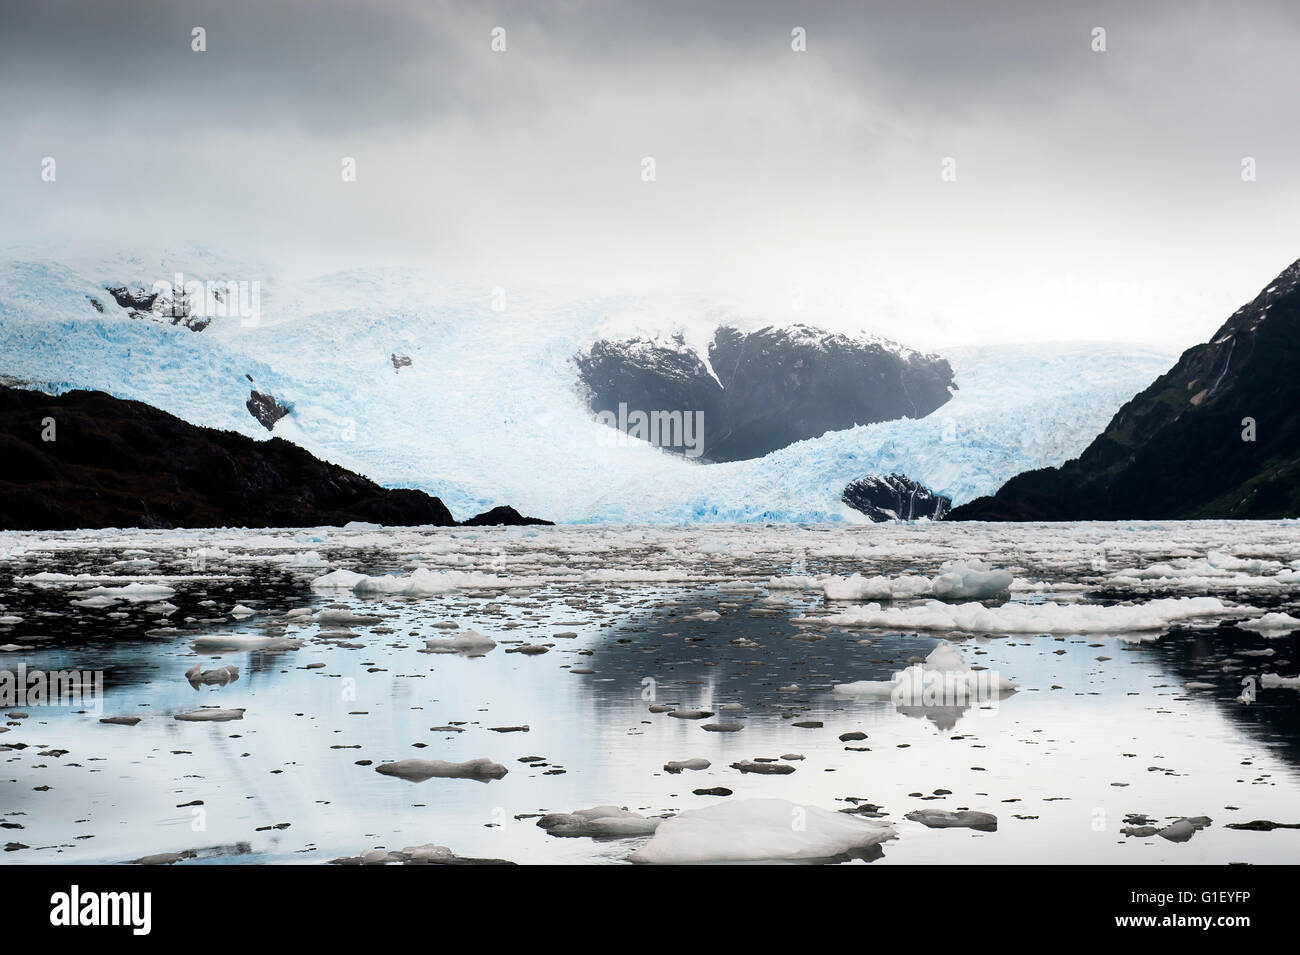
{"left": 0, "top": 386, "right": 545, "bottom": 530}
{"left": 462, "top": 505, "right": 552, "bottom": 526}
{"left": 391, "top": 353, "right": 412, "bottom": 372}
{"left": 843, "top": 474, "right": 951, "bottom": 521}
{"left": 575, "top": 324, "right": 955, "bottom": 462}
{"left": 950, "top": 257, "right": 1300, "bottom": 520}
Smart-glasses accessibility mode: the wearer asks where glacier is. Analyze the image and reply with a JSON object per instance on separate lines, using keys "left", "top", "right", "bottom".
{"left": 0, "top": 248, "right": 1176, "bottom": 523}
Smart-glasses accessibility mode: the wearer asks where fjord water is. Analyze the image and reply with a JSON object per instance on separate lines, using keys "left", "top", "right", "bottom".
{"left": 2, "top": 522, "right": 1298, "bottom": 865}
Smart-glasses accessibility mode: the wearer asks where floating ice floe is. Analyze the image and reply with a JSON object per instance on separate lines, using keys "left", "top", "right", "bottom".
{"left": 930, "top": 560, "right": 1015, "bottom": 601}
{"left": 315, "top": 609, "right": 382, "bottom": 626}
{"left": 1261, "top": 673, "right": 1300, "bottom": 689}
{"left": 821, "top": 560, "right": 1012, "bottom": 603}
{"left": 1238, "top": 612, "right": 1300, "bottom": 635}
{"left": 329, "top": 843, "right": 512, "bottom": 865}
{"left": 628, "top": 798, "right": 896, "bottom": 864}
{"left": 664, "top": 758, "right": 710, "bottom": 773}
{"left": 823, "top": 573, "right": 932, "bottom": 601}
{"left": 174, "top": 708, "right": 245, "bottom": 722}
{"left": 374, "top": 757, "right": 508, "bottom": 782}
{"left": 833, "top": 640, "right": 1016, "bottom": 702}
{"left": 190, "top": 634, "right": 304, "bottom": 653}
{"left": 905, "top": 809, "right": 998, "bottom": 831}
{"left": 804, "top": 595, "right": 1241, "bottom": 635}
{"left": 185, "top": 663, "right": 239, "bottom": 686}
{"left": 1121, "top": 816, "right": 1211, "bottom": 842}
{"left": 423, "top": 629, "right": 497, "bottom": 656}
{"left": 79, "top": 582, "right": 176, "bottom": 601}
{"left": 731, "top": 760, "right": 796, "bottom": 774}
{"left": 537, "top": 806, "right": 662, "bottom": 838}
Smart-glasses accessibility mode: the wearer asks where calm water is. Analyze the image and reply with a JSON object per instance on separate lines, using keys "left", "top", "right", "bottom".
{"left": 2, "top": 522, "right": 1298, "bottom": 864}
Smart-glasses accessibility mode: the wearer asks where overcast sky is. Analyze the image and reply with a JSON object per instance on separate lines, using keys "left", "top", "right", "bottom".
{"left": 3, "top": 0, "right": 1299, "bottom": 347}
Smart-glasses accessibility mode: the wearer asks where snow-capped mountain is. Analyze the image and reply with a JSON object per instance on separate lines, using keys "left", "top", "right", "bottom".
{"left": 576, "top": 324, "right": 955, "bottom": 462}
{"left": 0, "top": 248, "right": 1177, "bottom": 523}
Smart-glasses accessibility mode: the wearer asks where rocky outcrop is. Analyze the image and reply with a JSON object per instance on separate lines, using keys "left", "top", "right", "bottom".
{"left": 842, "top": 474, "right": 950, "bottom": 521}
{"left": 575, "top": 324, "right": 954, "bottom": 462}
{"left": 0, "top": 386, "right": 461, "bottom": 530}
{"left": 462, "top": 505, "right": 553, "bottom": 526}
{"left": 391, "top": 353, "right": 412, "bottom": 372}
{"left": 246, "top": 389, "right": 290, "bottom": 431}
{"left": 950, "top": 257, "right": 1300, "bottom": 520}
{"left": 104, "top": 283, "right": 210, "bottom": 331}
{"left": 105, "top": 284, "right": 159, "bottom": 316}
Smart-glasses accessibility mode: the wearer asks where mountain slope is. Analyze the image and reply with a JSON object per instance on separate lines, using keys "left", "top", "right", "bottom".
{"left": 0, "top": 386, "right": 463, "bottom": 530}
{"left": 950, "top": 258, "right": 1300, "bottom": 521}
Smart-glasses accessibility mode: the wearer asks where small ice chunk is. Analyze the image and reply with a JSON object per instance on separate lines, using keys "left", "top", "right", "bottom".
{"left": 905, "top": 809, "right": 997, "bottom": 831}
{"left": 174, "top": 708, "right": 246, "bottom": 722}
{"left": 664, "top": 758, "right": 711, "bottom": 773}
{"left": 316, "top": 609, "right": 382, "bottom": 626}
{"left": 731, "top": 760, "right": 795, "bottom": 775}
{"left": 374, "top": 757, "right": 508, "bottom": 782}
{"left": 423, "top": 629, "right": 497, "bottom": 656}
{"left": 185, "top": 663, "right": 239, "bottom": 686}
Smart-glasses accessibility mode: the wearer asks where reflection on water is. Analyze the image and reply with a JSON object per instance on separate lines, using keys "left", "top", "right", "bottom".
{"left": 1, "top": 522, "right": 1298, "bottom": 864}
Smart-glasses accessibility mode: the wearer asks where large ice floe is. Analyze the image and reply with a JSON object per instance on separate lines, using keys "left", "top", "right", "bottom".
{"left": 628, "top": 799, "right": 896, "bottom": 864}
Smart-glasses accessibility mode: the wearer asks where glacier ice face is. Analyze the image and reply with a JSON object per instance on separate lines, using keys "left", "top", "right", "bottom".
{"left": 0, "top": 250, "right": 1176, "bottom": 523}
